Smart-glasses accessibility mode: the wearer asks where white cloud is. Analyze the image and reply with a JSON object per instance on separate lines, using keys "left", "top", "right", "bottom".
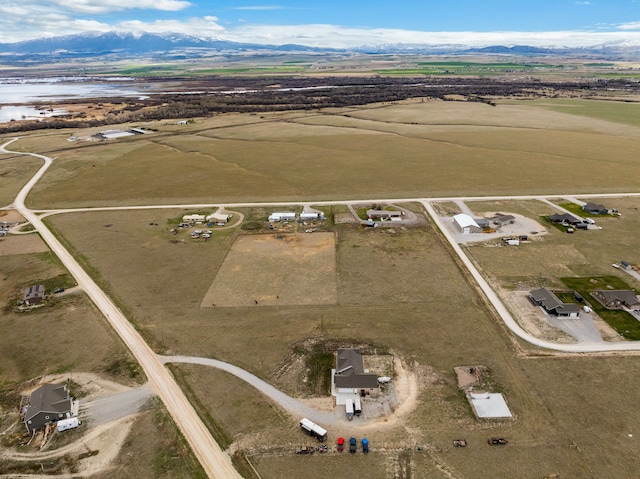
{"left": 3, "top": 9, "right": 640, "bottom": 48}
{"left": 48, "top": 0, "right": 192, "bottom": 14}
{"left": 617, "top": 21, "right": 640, "bottom": 30}
{"left": 575, "top": 1, "right": 593, "bottom": 5}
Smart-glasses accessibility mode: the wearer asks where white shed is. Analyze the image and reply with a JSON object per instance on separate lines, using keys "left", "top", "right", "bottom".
{"left": 268, "top": 212, "right": 296, "bottom": 222}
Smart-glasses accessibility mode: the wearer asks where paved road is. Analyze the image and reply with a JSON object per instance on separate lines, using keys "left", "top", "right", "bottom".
{"left": 3, "top": 139, "right": 242, "bottom": 479}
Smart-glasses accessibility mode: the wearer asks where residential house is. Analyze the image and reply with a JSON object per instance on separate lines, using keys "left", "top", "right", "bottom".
{"left": 334, "top": 349, "right": 379, "bottom": 396}
{"left": 592, "top": 289, "right": 640, "bottom": 309}
{"left": 23, "top": 285, "right": 45, "bottom": 305}
{"left": 366, "top": 209, "right": 403, "bottom": 220}
{"left": 548, "top": 213, "right": 581, "bottom": 225}
{"left": 582, "top": 202, "right": 608, "bottom": 215}
{"left": 22, "top": 383, "right": 74, "bottom": 433}
{"left": 529, "top": 288, "right": 580, "bottom": 318}
{"left": 493, "top": 214, "right": 516, "bottom": 227}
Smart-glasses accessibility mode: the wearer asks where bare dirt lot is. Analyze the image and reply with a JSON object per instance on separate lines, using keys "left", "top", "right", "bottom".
{"left": 202, "top": 232, "right": 337, "bottom": 307}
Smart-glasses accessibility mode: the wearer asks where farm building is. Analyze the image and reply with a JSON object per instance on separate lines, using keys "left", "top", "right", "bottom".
{"left": 299, "top": 212, "right": 325, "bottom": 220}
{"left": 475, "top": 217, "right": 491, "bottom": 229}
{"left": 206, "top": 212, "right": 231, "bottom": 223}
{"left": 592, "top": 289, "right": 640, "bottom": 309}
{"left": 268, "top": 212, "right": 296, "bottom": 222}
{"left": 583, "top": 202, "right": 608, "bottom": 215}
{"left": 548, "top": 213, "right": 581, "bottom": 225}
{"left": 98, "top": 130, "right": 135, "bottom": 140}
{"left": 493, "top": 214, "right": 515, "bottom": 227}
{"left": 22, "top": 383, "right": 74, "bottom": 433}
{"left": 529, "top": 288, "right": 580, "bottom": 318}
{"left": 23, "top": 285, "right": 45, "bottom": 305}
{"left": 452, "top": 214, "right": 481, "bottom": 234}
{"left": 469, "top": 392, "right": 512, "bottom": 418}
{"left": 333, "top": 349, "right": 379, "bottom": 397}
{"left": 366, "top": 209, "right": 403, "bottom": 220}
{"left": 182, "top": 214, "right": 206, "bottom": 224}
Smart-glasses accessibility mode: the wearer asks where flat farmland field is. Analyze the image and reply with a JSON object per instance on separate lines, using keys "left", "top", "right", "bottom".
{"left": 17, "top": 98, "right": 640, "bottom": 208}
{"left": 0, "top": 154, "right": 43, "bottom": 207}
{"left": 44, "top": 204, "right": 640, "bottom": 478}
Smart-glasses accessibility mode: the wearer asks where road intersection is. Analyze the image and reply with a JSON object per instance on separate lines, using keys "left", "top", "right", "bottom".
{"left": 4, "top": 137, "right": 640, "bottom": 477}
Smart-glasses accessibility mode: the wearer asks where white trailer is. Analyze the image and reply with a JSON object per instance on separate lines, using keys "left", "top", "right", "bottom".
{"left": 354, "top": 397, "right": 362, "bottom": 416}
{"left": 345, "top": 398, "right": 354, "bottom": 420}
{"left": 299, "top": 418, "right": 327, "bottom": 441}
{"left": 56, "top": 417, "right": 81, "bottom": 432}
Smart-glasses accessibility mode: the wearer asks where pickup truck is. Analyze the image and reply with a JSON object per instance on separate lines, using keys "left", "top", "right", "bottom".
{"left": 349, "top": 437, "right": 357, "bottom": 453}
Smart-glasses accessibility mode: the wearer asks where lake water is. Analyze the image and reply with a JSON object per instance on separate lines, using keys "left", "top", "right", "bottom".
{"left": 0, "top": 76, "right": 149, "bottom": 103}
{"left": 0, "top": 76, "right": 154, "bottom": 123}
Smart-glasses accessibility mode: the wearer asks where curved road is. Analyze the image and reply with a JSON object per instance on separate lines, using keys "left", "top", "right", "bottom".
{"left": 3, "top": 139, "right": 242, "bottom": 479}
{"left": 5, "top": 136, "right": 640, "bottom": 477}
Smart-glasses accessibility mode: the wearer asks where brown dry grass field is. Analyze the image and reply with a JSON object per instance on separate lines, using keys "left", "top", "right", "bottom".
{"left": 4, "top": 98, "right": 638, "bottom": 208}
{"left": 43, "top": 202, "right": 640, "bottom": 478}
{"left": 5, "top": 98, "right": 640, "bottom": 477}
{"left": 0, "top": 154, "right": 43, "bottom": 207}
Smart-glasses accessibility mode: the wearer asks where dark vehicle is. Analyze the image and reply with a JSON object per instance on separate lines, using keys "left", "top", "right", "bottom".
{"left": 488, "top": 437, "right": 508, "bottom": 445}
{"left": 53, "top": 287, "right": 65, "bottom": 293}
{"left": 349, "top": 436, "right": 357, "bottom": 453}
{"left": 337, "top": 437, "right": 345, "bottom": 452}
{"left": 317, "top": 444, "right": 328, "bottom": 453}
{"left": 362, "top": 438, "right": 369, "bottom": 453}
{"left": 453, "top": 439, "right": 467, "bottom": 447}
{"left": 296, "top": 445, "right": 314, "bottom": 454}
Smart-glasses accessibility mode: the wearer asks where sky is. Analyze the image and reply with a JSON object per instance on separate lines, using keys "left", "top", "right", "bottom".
{"left": 2, "top": 0, "right": 640, "bottom": 47}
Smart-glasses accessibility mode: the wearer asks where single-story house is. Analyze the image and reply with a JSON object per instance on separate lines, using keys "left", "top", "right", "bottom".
{"left": 22, "top": 383, "right": 74, "bottom": 433}
{"left": 529, "top": 288, "right": 580, "bottom": 318}
{"left": 366, "top": 209, "right": 403, "bottom": 219}
{"left": 583, "top": 202, "right": 608, "bottom": 215}
{"left": 453, "top": 214, "right": 482, "bottom": 234}
{"left": 206, "top": 212, "right": 231, "bottom": 223}
{"left": 268, "top": 212, "right": 296, "bottom": 222}
{"left": 334, "top": 349, "right": 379, "bottom": 395}
{"left": 592, "top": 289, "right": 640, "bottom": 309}
{"left": 548, "top": 213, "right": 581, "bottom": 225}
{"left": 182, "top": 214, "right": 206, "bottom": 224}
{"left": 493, "top": 214, "right": 516, "bottom": 227}
{"left": 23, "top": 285, "right": 45, "bottom": 305}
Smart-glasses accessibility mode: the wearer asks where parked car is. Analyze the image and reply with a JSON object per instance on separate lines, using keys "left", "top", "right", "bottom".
{"left": 349, "top": 437, "right": 357, "bottom": 453}
{"left": 362, "top": 438, "right": 369, "bottom": 453}
{"left": 296, "top": 445, "right": 314, "bottom": 454}
{"left": 53, "top": 287, "right": 65, "bottom": 294}
{"left": 488, "top": 437, "right": 508, "bottom": 445}
{"left": 337, "top": 437, "right": 344, "bottom": 452}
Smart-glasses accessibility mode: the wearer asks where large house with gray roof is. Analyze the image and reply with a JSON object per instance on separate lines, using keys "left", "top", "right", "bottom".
{"left": 22, "top": 383, "right": 74, "bottom": 433}
{"left": 592, "top": 289, "right": 640, "bottom": 309}
{"left": 334, "top": 349, "right": 379, "bottom": 395}
{"left": 529, "top": 288, "right": 580, "bottom": 318}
